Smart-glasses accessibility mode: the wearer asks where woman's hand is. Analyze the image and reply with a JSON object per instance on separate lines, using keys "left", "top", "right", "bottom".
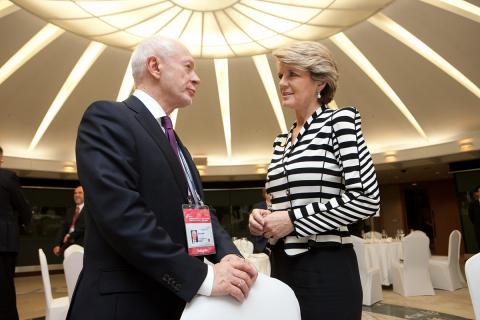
{"left": 263, "top": 211, "right": 294, "bottom": 241}
{"left": 248, "top": 209, "right": 270, "bottom": 236}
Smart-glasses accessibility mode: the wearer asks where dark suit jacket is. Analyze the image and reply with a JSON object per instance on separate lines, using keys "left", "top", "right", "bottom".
{"left": 69, "top": 96, "right": 239, "bottom": 320}
{"left": 54, "top": 206, "right": 86, "bottom": 247}
{"left": 0, "top": 169, "right": 31, "bottom": 253}
{"left": 469, "top": 199, "right": 480, "bottom": 229}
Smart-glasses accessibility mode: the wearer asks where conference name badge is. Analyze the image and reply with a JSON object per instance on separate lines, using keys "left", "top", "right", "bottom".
{"left": 183, "top": 204, "right": 216, "bottom": 256}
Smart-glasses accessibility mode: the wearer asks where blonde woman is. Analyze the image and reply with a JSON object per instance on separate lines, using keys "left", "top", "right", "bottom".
{"left": 249, "top": 41, "right": 380, "bottom": 319}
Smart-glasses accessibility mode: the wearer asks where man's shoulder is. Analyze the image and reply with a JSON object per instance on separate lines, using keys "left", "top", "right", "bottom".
{"left": 0, "top": 168, "right": 17, "bottom": 180}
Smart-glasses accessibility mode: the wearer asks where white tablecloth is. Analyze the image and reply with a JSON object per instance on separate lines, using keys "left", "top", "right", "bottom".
{"left": 364, "top": 240, "right": 402, "bottom": 285}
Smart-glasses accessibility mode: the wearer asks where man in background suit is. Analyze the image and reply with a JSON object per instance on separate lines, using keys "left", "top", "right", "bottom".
{"left": 0, "top": 146, "right": 31, "bottom": 320}
{"left": 52, "top": 186, "right": 86, "bottom": 256}
{"left": 468, "top": 184, "right": 480, "bottom": 250}
{"left": 68, "top": 36, "right": 257, "bottom": 320}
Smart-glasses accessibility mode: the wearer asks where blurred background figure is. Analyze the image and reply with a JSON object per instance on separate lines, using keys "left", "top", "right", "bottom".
{"left": 52, "top": 186, "right": 85, "bottom": 256}
{"left": 0, "top": 146, "right": 32, "bottom": 320}
{"left": 468, "top": 185, "right": 480, "bottom": 251}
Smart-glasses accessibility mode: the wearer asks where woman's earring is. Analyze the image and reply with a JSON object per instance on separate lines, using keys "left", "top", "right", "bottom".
{"left": 317, "top": 91, "right": 322, "bottom": 100}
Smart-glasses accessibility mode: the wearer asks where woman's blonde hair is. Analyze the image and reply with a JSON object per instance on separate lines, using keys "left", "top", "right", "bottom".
{"left": 273, "top": 41, "right": 338, "bottom": 105}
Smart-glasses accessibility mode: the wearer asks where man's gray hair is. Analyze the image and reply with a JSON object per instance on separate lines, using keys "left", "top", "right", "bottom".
{"left": 131, "top": 36, "right": 177, "bottom": 85}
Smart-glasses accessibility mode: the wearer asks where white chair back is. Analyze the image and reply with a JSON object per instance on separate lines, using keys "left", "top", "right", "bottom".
{"left": 180, "top": 273, "right": 301, "bottom": 320}
{"left": 394, "top": 230, "right": 434, "bottom": 296}
{"left": 233, "top": 239, "right": 254, "bottom": 256}
{"left": 63, "top": 247, "right": 84, "bottom": 299}
{"left": 39, "top": 249, "right": 53, "bottom": 306}
{"left": 39, "top": 249, "right": 70, "bottom": 320}
{"left": 465, "top": 253, "right": 480, "bottom": 320}
{"left": 63, "top": 244, "right": 84, "bottom": 258}
{"left": 351, "top": 235, "right": 383, "bottom": 306}
{"left": 403, "top": 231, "right": 431, "bottom": 269}
{"left": 429, "top": 229, "right": 465, "bottom": 291}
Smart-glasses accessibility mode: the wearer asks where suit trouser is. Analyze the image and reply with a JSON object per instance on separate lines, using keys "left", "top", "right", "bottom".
{"left": 0, "top": 252, "right": 18, "bottom": 320}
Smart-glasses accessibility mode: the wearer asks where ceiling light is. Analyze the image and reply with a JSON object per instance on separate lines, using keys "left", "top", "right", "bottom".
{"left": 330, "top": 32, "right": 427, "bottom": 139}
{"left": 28, "top": 42, "right": 106, "bottom": 151}
{"left": 420, "top": 0, "right": 480, "bottom": 23}
{"left": 384, "top": 152, "right": 397, "bottom": 162}
{"left": 63, "top": 162, "right": 76, "bottom": 172}
{"left": 459, "top": 139, "right": 474, "bottom": 152}
{"left": 252, "top": 54, "right": 287, "bottom": 133}
{"left": 11, "top": 0, "right": 393, "bottom": 57}
{"left": 116, "top": 54, "right": 134, "bottom": 101}
{"left": 214, "top": 58, "right": 232, "bottom": 157}
{"left": 0, "top": 1, "right": 19, "bottom": 18}
{"left": 369, "top": 13, "right": 479, "bottom": 98}
{"left": 0, "top": 24, "right": 63, "bottom": 86}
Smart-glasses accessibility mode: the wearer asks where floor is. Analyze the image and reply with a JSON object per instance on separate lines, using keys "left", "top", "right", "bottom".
{"left": 16, "top": 274, "right": 476, "bottom": 320}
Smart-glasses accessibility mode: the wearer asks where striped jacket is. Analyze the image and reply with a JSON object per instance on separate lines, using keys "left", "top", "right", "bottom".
{"left": 266, "top": 106, "right": 380, "bottom": 256}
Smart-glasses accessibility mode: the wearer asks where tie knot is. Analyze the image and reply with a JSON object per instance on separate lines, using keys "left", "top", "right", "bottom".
{"left": 161, "top": 116, "right": 173, "bottom": 130}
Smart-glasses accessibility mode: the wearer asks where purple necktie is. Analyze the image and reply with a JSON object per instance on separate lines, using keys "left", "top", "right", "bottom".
{"left": 160, "top": 116, "right": 180, "bottom": 160}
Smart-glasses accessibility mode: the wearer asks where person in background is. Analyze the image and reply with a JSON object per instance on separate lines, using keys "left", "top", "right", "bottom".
{"left": 468, "top": 184, "right": 480, "bottom": 250}
{"left": 249, "top": 41, "right": 380, "bottom": 319}
{"left": 52, "top": 186, "right": 86, "bottom": 256}
{"left": 0, "top": 146, "right": 32, "bottom": 320}
{"left": 69, "top": 36, "right": 257, "bottom": 320}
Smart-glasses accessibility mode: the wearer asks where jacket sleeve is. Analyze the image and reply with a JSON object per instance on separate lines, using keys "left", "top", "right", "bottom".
{"left": 288, "top": 107, "right": 380, "bottom": 237}
{"left": 76, "top": 101, "right": 207, "bottom": 302}
{"left": 7, "top": 172, "right": 32, "bottom": 226}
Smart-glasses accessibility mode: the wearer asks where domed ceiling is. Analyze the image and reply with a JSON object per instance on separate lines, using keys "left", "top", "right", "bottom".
{"left": 0, "top": 0, "right": 479, "bottom": 178}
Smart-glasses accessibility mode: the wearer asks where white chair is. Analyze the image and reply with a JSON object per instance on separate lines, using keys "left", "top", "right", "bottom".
{"left": 391, "top": 231, "right": 435, "bottom": 296}
{"left": 233, "top": 238, "right": 254, "bottom": 256}
{"left": 38, "top": 249, "right": 69, "bottom": 320}
{"left": 180, "top": 273, "right": 301, "bottom": 320}
{"left": 429, "top": 230, "right": 465, "bottom": 291}
{"left": 63, "top": 246, "right": 84, "bottom": 299}
{"left": 351, "top": 236, "right": 383, "bottom": 306}
{"left": 63, "top": 244, "right": 84, "bottom": 258}
{"left": 364, "top": 231, "right": 382, "bottom": 240}
{"left": 465, "top": 253, "right": 480, "bottom": 320}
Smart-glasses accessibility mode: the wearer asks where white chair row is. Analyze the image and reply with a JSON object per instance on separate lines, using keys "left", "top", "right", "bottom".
{"left": 352, "top": 229, "right": 467, "bottom": 303}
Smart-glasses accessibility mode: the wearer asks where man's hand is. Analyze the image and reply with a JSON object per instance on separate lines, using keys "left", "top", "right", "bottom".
{"left": 248, "top": 209, "right": 270, "bottom": 236}
{"left": 53, "top": 246, "right": 61, "bottom": 256}
{"left": 263, "top": 211, "right": 294, "bottom": 241}
{"left": 63, "top": 234, "right": 70, "bottom": 244}
{"left": 211, "top": 254, "right": 258, "bottom": 302}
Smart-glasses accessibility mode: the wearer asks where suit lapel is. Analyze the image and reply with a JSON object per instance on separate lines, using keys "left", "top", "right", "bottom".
{"left": 123, "top": 96, "right": 188, "bottom": 200}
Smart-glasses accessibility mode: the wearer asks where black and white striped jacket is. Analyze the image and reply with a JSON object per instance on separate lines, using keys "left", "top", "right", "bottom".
{"left": 266, "top": 106, "right": 380, "bottom": 256}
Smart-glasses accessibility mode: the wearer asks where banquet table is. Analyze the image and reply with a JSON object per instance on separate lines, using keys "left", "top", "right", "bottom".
{"left": 364, "top": 240, "right": 402, "bottom": 286}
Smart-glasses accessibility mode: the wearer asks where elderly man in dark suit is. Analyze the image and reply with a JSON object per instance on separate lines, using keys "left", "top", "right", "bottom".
{"left": 0, "top": 146, "right": 31, "bottom": 320}
{"left": 68, "top": 36, "right": 257, "bottom": 320}
{"left": 469, "top": 185, "right": 480, "bottom": 250}
{"left": 52, "top": 186, "right": 86, "bottom": 256}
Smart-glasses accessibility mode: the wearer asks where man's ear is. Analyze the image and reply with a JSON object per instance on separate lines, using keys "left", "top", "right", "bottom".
{"left": 146, "top": 56, "right": 161, "bottom": 79}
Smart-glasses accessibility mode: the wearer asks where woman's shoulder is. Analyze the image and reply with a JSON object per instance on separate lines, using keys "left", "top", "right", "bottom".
{"left": 331, "top": 106, "right": 359, "bottom": 119}
{"left": 272, "top": 132, "right": 288, "bottom": 145}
